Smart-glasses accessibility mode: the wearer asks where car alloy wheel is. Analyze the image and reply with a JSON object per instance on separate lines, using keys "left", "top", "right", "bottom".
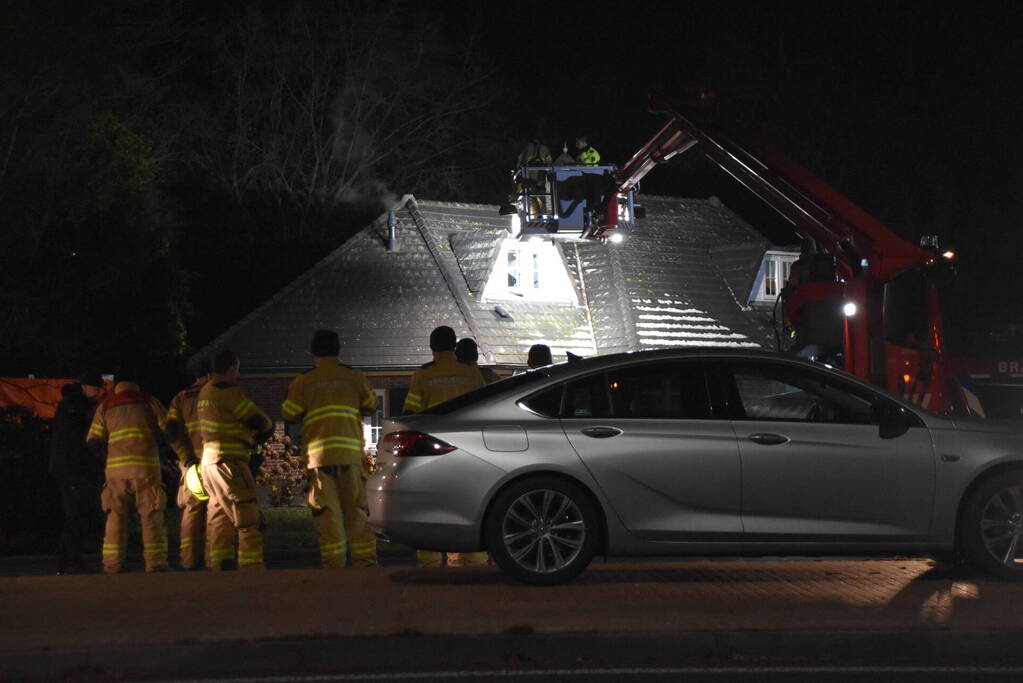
{"left": 980, "top": 485, "right": 1023, "bottom": 568}
{"left": 962, "top": 470, "right": 1023, "bottom": 580}
{"left": 486, "top": 476, "right": 599, "bottom": 585}
{"left": 502, "top": 488, "right": 585, "bottom": 574}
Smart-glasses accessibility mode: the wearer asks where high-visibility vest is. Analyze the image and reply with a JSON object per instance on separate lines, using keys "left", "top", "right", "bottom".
{"left": 282, "top": 358, "right": 377, "bottom": 467}
{"left": 577, "top": 146, "right": 601, "bottom": 165}
{"left": 88, "top": 389, "right": 167, "bottom": 479}
{"left": 403, "top": 351, "right": 485, "bottom": 413}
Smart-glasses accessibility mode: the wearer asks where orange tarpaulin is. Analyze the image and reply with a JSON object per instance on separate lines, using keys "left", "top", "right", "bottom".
{"left": 0, "top": 378, "right": 110, "bottom": 419}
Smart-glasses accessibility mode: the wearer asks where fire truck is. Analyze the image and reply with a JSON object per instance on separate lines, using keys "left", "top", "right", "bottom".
{"left": 501, "top": 91, "right": 962, "bottom": 413}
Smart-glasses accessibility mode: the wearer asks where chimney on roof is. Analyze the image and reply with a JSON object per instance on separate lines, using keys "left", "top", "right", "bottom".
{"left": 387, "top": 210, "right": 398, "bottom": 252}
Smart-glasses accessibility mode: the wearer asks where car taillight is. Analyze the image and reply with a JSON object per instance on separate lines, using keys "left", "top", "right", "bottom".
{"left": 379, "top": 431, "right": 457, "bottom": 457}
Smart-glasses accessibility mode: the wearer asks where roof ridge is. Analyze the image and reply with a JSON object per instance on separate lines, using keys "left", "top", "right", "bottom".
{"left": 414, "top": 199, "right": 501, "bottom": 211}
{"left": 404, "top": 198, "right": 493, "bottom": 363}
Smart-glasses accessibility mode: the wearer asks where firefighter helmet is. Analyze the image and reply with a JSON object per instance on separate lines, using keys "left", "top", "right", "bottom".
{"left": 184, "top": 463, "right": 209, "bottom": 501}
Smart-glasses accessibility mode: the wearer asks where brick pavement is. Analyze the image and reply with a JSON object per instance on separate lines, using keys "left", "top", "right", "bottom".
{"left": 2, "top": 559, "right": 1021, "bottom": 654}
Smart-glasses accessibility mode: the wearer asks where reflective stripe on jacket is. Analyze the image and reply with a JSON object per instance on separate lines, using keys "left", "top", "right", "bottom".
{"left": 403, "top": 351, "right": 485, "bottom": 413}
{"left": 282, "top": 358, "right": 377, "bottom": 467}
{"left": 89, "top": 389, "right": 167, "bottom": 479}
{"left": 198, "top": 374, "right": 271, "bottom": 464}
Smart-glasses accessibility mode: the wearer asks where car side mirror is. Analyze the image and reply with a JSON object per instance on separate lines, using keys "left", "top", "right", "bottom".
{"left": 875, "top": 400, "right": 912, "bottom": 439}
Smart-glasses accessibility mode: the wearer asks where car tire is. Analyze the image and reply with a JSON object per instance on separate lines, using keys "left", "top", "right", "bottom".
{"left": 485, "top": 476, "right": 599, "bottom": 586}
{"left": 960, "top": 470, "right": 1023, "bottom": 580}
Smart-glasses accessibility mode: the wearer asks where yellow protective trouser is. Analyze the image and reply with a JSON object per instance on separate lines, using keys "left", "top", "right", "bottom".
{"left": 416, "top": 550, "right": 489, "bottom": 568}
{"left": 308, "top": 465, "right": 378, "bottom": 568}
{"left": 176, "top": 476, "right": 207, "bottom": 569}
{"left": 203, "top": 460, "right": 263, "bottom": 570}
{"left": 101, "top": 476, "right": 168, "bottom": 573}
{"left": 203, "top": 521, "right": 236, "bottom": 570}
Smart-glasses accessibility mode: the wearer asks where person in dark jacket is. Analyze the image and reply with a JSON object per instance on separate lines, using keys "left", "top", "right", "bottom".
{"left": 527, "top": 344, "right": 553, "bottom": 369}
{"left": 455, "top": 338, "right": 499, "bottom": 384}
{"left": 49, "top": 371, "right": 105, "bottom": 573}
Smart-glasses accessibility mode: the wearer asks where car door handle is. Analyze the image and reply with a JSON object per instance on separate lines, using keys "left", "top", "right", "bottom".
{"left": 747, "top": 433, "right": 790, "bottom": 446}
{"left": 581, "top": 426, "right": 623, "bottom": 439}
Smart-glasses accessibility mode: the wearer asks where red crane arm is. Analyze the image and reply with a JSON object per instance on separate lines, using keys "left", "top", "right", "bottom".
{"left": 614, "top": 95, "right": 935, "bottom": 280}
{"left": 610, "top": 92, "right": 959, "bottom": 413}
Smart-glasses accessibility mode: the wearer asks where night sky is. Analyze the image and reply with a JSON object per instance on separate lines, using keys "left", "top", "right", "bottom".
{"left": 487, "top": 2, "right": 1023, "bottom": 250}
{"left": 1, "top": 0, "right": 1021, "bottom": 376}
{"left": 445, "top": 0, "right": 1023, "bottom": 354}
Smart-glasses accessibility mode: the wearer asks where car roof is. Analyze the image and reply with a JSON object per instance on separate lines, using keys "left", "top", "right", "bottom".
{"left": 532, "top": 348, "right": 892, "bottom": 398}
{"left": 418, "top": 347, "right": 938, "bottom": 420}
{"left": 540, "top": 348, "right": 834, "bottom": 375}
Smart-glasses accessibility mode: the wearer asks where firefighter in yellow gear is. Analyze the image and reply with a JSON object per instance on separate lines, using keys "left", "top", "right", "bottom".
{"left": 164, "top": 362, "right": 212, "bottom": 570}
{"left": 516, "top": 138, "right": 554, "bottom": 216}
{"left": 282, "top": 329, "right": 379, "bottom": 568}
{"left": 86, "top": 371, "right": 169, "bottom": 573}
{"left": 198, "top": 350, "right": 273, "bottom": 570}
{"left": 516, "top": 139, "right": 552, "bottom": 167}
{"left": 403, "top": 326, "right": 487, "bottom": 568}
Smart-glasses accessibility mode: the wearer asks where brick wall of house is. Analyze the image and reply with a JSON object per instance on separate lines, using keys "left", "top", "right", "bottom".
{"left": 238, "top": 375, "right": 294, "bottom": 421}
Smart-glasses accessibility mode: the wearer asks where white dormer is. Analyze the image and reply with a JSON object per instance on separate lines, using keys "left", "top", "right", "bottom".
{"left": 750, "top": 249, "right": 800, "bottom": 304}
{"left": 482, "top": 238, "right": 578, "bottom": 304}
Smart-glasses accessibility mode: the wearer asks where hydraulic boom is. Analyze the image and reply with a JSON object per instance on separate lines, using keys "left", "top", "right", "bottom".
{"left": 605, "top": 91, "right": 958, "bottom": 412}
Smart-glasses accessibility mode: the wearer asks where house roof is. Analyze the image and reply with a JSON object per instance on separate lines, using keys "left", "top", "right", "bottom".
{"left": 193, "top": 194, "right": 779, "bottom": 372}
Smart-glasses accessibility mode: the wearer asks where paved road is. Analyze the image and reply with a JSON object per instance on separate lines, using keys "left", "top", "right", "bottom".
{"left": 147, "top": 668, "right": 1023, "bottom": 683}
{"left": 2, "top": 558, "right": 1022, "bottom": 681}
{"left": 8, "top": 631, "right": 1023, "bottom": 682}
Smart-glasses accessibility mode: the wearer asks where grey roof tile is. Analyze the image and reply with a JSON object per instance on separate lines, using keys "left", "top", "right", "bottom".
{"left": 193, "top": 194, "right": 782, "bottom": 372}
{"left": 450, "top": 231, "right": 502, "bottom": 294}
{"left": 609, "top": 196, "right": 772, "bottom": 350}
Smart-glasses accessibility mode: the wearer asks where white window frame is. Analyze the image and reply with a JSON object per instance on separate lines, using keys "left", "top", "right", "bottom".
{"left": 752, "top": 250, "right": 800, "bottom": 303}
{"left": 505, "top": 246, "right": 536, "bottom": 293}
{"left": 483, "top": 239, "right": 578, "bottom": 304}
{"left": 362, "top": 389, "right": 388, "bottom": 453}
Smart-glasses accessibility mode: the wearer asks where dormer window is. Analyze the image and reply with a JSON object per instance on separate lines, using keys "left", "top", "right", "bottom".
{"left": 752, "top": 250, "right": 800, "bottom": 303}
{"left": 506, "top": 247, "right": 541, "bottom": 292}
{"left": 483, "top": 239, "right": 578, "bottom": 303}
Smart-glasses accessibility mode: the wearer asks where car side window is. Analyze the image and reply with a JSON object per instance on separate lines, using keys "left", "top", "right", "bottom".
{"left": 564, "top": 373, "right": 611, "bottom": 419}
{"left": 606, "top": 362, "right": 712, "bottom": 419}
{"left": 519, "top": 385, "right": 563, "bottom": 418}
{"left": 727, "top": 361, "right": 877, "bottom": 425}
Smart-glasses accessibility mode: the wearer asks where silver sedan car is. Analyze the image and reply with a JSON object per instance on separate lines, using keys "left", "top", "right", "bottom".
{"left": 368, "top": 350, "right": 1023, "bottom": 585}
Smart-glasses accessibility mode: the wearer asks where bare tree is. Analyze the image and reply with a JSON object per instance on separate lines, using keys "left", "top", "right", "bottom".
{"left": 197, "top": 2, "right": 493, "bottom": 236}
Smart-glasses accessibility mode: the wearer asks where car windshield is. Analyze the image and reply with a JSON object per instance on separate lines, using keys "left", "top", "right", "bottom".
{"left": 417, "top": 369, "right": 554, "bottom": 415}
